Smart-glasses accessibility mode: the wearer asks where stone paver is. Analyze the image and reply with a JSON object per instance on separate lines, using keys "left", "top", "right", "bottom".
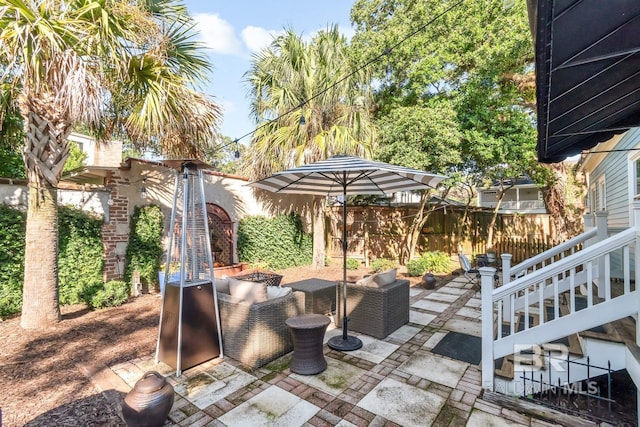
{"left": 218, "top": 386, "right": 320, "bottom": 425}
{"left": 357, "top": 377, "right": 446, "bottom": 427}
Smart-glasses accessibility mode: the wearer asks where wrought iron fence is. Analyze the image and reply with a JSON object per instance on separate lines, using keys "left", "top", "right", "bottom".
{"left": 518, "top": 351, "right": 635, "bottom": 425}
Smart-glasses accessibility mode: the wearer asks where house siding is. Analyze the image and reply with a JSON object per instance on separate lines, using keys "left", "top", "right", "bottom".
{"left": 583, "top": 128, "right": 640, "bottom": 279}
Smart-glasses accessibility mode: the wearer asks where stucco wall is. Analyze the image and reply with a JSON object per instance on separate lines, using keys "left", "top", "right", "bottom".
{"left": 1, "top": 160, "right": 314, "bottom": 281}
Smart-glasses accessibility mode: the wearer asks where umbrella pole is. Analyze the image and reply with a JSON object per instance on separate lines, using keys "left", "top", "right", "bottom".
{"left": 328, "top": 178, "right": 362, "bottom": 351}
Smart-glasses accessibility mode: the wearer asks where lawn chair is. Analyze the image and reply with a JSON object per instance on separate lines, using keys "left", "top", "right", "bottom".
{"left": 458, "top": 253, "right": 480, "bottom": 287}
{"left": 459, "top": 253, "right": 500, "bottom": 288}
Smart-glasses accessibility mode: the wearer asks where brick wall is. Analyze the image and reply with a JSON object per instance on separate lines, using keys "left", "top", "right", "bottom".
{"left": 102, "top": 175, "right": 130, "bottom": 281}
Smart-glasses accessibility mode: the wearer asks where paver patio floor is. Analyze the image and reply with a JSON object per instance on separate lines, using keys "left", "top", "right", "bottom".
{"left": 98, "top": 276, "right": 586, "bottom": 426}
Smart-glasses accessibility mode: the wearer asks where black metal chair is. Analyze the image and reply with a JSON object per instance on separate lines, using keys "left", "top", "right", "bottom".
{"left": 458, "top": 253, "right": 480, "bottom": 287}
{"left": 459, "top": 253, "right": 499, "bottom": 288}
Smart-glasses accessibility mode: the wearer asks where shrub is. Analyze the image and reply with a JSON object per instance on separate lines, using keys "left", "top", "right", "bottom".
{"left": 406, "top": 251, "right": 450, "bottom": 276}
{"left": 125, "top": 205, "right": 164, "bottom": 290}
{"left": 406, "top": 258, "right": 427, "bottom": 276}
{"left": 0, "top": 205, "right": 25, "bottom": 318}
{"left": 371, "top": 258, "right": 396, "bottom": 273}
{"left": 237, "top": 214, "right": 312, "bottom": 270}
{"left": 346, "top": 258, "right": 360, "bottom": 270}
{"left": 0, "top": 205, "right": 106, "bottom": 316}
{"left": 84, "top": 280, "right": 130, "bottom": 309}
{"left": 58, "top": 206, "right": 104, "bottom": 305}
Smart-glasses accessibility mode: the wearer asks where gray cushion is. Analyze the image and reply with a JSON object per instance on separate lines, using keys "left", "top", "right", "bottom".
{"left": 267, "top": 286, "right": 292, "bottom": 300}
{"left": 214, "top": 277, "right": 230, "bottom": 295}
{"left": 228, "top": 278, "right": 268, "bottom": 304}
{"left": 373, "top": 268, "right": 397, "bottom": 286}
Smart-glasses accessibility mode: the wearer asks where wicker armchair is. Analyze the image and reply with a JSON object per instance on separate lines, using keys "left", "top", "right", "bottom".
{"left": 337, "top": 279, "right": 410, "bottom": 339}
{"left": 217, "top": 290, "right": 305, "bottom": 369}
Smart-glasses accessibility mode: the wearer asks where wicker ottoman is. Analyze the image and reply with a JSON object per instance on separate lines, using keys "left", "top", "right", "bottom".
{"left": 285, "top": 314, "right": 330, "bottom": 375}
{"left": 287, "top": 279, "right": 337, "bottom": 315}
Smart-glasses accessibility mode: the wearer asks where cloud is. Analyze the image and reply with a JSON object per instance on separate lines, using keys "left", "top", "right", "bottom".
{"left": 194, "top": 13, "right": 244, "bottom": 56}
{"left": 241, "top": 26, "right": 282, "bottom": 53}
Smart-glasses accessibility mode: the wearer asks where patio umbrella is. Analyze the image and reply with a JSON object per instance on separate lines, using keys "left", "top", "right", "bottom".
{"left": 250, "top": 155, "right": 447, "bottom": 351}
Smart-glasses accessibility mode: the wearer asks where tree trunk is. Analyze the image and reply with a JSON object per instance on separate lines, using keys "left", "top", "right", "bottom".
{"left": 20, "top": 184, "right": 61, "bottom": 328}
{"left": 18, "top": 104, "right": 70, "bottom": 329}
{"left": 543, "top": 163, "right": 584, "bottom": 240}
{"left": 486, "top": 184, "right": 512, "bottom": 249}
{"left": 311, "top": 196, "right": 326, "bottom": 270}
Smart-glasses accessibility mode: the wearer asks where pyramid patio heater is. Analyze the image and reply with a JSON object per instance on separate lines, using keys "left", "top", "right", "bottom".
{"left": 155, "top": 160, "right": 223, "bottom": 376}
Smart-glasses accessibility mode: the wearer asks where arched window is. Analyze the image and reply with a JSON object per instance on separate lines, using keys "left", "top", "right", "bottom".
{"left": 206, "top": 204, "right": 234, "bottom": 266}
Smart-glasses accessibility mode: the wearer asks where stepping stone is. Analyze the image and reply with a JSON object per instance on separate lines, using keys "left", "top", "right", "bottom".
{"left": 456, "top": 307, "right": 481, "bottom": 319}
{"left": 442, "top": 318, "right": 481, "bottom": 337}
{"left": 172, "top": 364, "right": 256, "bottom": 409}
{"left": 357, "top": 378, "right": 446, "bottom": 427}
{"left": 412, "top": 299, "right": 450, "bottom": 313}
{"left": 218, "top": 386, "right": 320, "bottom": 425}
{"left": 423, "top": 331, "right": 447, "bottom": 350}
{"left": 398, "top": 352, "right": 468, "bottom": 388}
{"left": 291, "top": 357, "right": 366, "bottom": 397}
{"left": 426, "top": 292, "right": 459, "bottom": 303}
{"left": 410, "top": 310, "right": 437, "bottom": 326}
{"left": 349, "top": 335, "right": 399, "bottom": 364}
{"left": 387, "top": 325, "right": 421, "bottom": 343}
{"left": 438, "top": 287, "right": 468, "bottom": 296}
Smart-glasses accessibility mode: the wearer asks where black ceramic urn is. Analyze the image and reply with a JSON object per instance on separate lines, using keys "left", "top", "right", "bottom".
{"left": 121, "top": 371, "right": 174, "bottom": 427}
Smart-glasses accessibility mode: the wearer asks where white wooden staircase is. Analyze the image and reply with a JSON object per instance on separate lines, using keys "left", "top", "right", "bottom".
{"left": 481, "top": 208, "right": 640, "bottom": 423}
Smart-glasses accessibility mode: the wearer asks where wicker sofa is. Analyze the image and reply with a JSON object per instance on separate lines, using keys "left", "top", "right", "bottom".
{"left": 337, "top": 275, "right": 410, "bottom": 339}
{"left": 215, "top": 280, "right": 305, "bottom": 369}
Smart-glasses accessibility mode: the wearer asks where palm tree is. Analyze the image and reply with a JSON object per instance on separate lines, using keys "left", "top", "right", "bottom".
{"left": 244, "top": 26, "right": 377, "bottom": 268}
{"left": 0, "top": 0, "right": 221, "bottom": 329}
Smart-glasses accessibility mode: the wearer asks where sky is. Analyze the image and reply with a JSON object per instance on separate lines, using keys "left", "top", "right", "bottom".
{"left": 184, "top": 0, "right": 356, "bottom": 145}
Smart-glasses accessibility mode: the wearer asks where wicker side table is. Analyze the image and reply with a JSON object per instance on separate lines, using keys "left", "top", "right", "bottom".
{"left": 288, "top": 278, "right": 337, "bottom": 315}
{"left": 285, "top": 314, "right": 331, "bottom": 375}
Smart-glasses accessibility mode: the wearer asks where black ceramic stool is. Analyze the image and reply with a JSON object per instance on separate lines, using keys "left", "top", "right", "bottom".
{"left": 286, "top": 314, "right": 331, "bottom": 375}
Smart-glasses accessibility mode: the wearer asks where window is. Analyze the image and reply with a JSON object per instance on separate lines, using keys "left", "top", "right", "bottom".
{"left": 590, "top": 176, "right": 606, "bottom": 212}
{"left": 636, "top": 160, "right": 640, "bottom": 199}
{"left": 628, "top": 150, "right": 640, "bottom": 202}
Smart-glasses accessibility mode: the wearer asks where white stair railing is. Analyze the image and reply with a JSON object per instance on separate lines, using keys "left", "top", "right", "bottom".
{"left": 500, "top": 212, "right": 606, "bottom": 286}
{"left": 482, "top": 223, "right": 640, "bottom": 390}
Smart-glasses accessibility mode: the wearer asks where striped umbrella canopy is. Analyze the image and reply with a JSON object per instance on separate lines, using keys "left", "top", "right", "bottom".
{"left": 249, "top": 155, "right": 447, "bottom": 351}
{"left": 250, "top": 155, "right": 447, "bottom": 196}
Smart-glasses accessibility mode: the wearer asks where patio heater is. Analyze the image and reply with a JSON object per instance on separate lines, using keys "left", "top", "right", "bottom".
{"left": 155, "top": 160, "right": 223, "bottom": 376}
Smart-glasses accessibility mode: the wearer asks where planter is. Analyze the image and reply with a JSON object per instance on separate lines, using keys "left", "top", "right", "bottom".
{"left": 121, "top": 371, "right": 174, "bottom": 427}
{"left": 213, "top": 262, "right": 249, "bottom": 276}
{"left": 422, "top": 273, "right": 437, "bottom": 289}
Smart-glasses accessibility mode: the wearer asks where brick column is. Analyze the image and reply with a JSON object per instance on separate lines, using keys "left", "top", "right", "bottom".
{"left": 102, "top": 175, "right": 130, "bottom": 281}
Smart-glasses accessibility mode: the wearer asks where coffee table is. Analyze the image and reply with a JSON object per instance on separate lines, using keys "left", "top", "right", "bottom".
{"left": 285, "top": 314, "right": 331, "bottom": 375}
{"left": 287, "top": 278, "right": 337, "bottom": 315}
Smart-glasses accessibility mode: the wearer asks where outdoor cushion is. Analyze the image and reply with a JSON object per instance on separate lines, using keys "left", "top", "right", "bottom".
{"left": 214, "top": 277, "right": 230, "bottom": 295}
{"left": 228, "top": 278, "right": 268, "bottom": 304}
{"left": 355, "top": 268, "right": 397, "bottom": 288}
{"left": 373, "top": 268, "right": 397, "bottom": 286}
{"left": 355, "top": 274, "right": 377, "bottom": 287}
{"left": 267, "top": 286, "right": 292, "bottom": 300}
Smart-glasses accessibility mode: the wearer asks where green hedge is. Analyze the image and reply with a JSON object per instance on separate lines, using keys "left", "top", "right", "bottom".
{"left": 124, "top": 204, "right": 164, "bottom": 290}
{"left": 237, "top": 214, "right": 312, "bottom": 270}
{"left": 0, "top": 204, "right": 107, "bottom": 316}
{"left": 0, "top": 205, "right": 25, "bottom": 317}
{"left": 57, "top": 206, "right": 105, "bottom": 304}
